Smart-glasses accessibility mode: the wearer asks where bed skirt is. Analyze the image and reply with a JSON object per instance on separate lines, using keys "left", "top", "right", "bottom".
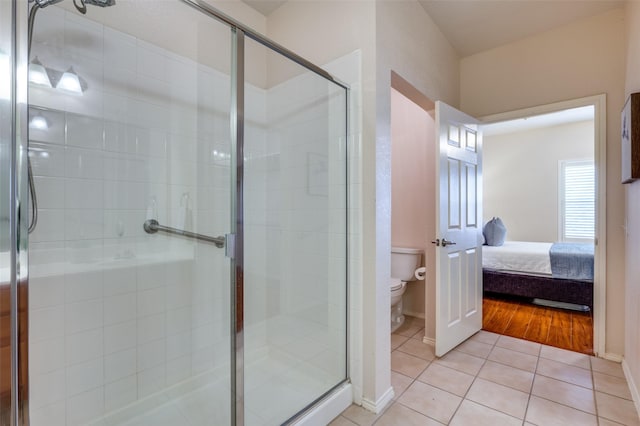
{"left": 483, "top": 269, "right": 593, "bottom": 309}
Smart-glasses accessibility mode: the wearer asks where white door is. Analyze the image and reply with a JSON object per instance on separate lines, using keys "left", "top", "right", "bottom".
{"left": 434, "top": 101, "right": 483, "bottom": 357}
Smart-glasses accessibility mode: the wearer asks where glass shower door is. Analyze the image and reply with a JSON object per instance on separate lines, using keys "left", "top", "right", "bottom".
{"left": 26, "top": 2, "right": 234, "bottom": 425}
{"left": 242, "top": 38, "right": 348, "bottom": 425}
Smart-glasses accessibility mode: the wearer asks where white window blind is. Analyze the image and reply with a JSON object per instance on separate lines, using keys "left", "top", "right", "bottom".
{"left": 560, "top": 160, "right": 595, "bottom": 241}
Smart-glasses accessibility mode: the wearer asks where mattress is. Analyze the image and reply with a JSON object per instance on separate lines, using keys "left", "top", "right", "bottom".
{"left": 482, "top": 241, "right": 552, "bottom": 276}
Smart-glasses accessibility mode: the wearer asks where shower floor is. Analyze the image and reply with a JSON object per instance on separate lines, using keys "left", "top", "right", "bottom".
{"left": 90, "top": 312, "right": 344, "bottom": 426}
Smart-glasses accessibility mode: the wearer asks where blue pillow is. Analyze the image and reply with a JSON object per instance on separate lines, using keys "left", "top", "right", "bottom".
{"left": 483, "top": 217, "right": 506, "bottom": 246}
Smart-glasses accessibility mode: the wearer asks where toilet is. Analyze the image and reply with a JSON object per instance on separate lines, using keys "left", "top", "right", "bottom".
{"left": 391, "top": 247, "right": 424, "bottom": 332}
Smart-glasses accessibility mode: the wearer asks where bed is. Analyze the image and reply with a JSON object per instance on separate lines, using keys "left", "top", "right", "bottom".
{"left": 482, "top": 241, "right": 594, "bottom": 310}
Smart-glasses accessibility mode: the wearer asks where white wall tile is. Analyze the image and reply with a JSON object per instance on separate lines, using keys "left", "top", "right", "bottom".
{"left": 33, "top": 177, "right": 65, "bottom": 209}
{"left": 67, "top": 358, "right": 104, "bottom": 396}
{"left": 104, "top": 321, "right": 137, "bottom": 355}
{"left": 137, "top": 313, "right": 166, "bottom": 344}
{"left": 104, "top": 374, "right": 137, "bottom": 412}
{"left": 137, "top": 364, "right": 165, "bottom": 398}
{"left": 30, "top": 306, "right": 65, "bottom": 342}
{"left": 103, "top": 266, "right": 137, "bottom": 297}
{"left": 29, "top": 337, "right": 65, "bottom": 376}
{"left": 65, "top": 299, "right": 103, "bottom": 334}
{"left": 29, "top": 209, "right": 65, "bottom": 244}
{"left": 104, "top": 293, "right": 137, "bottom": 326}
{"left": 65, "top": 113, "right": 104, "bottom": 150}
{"left": 65, "top": 146, "right": 104, "bottom": 180}
{"left": 105, "top": 348, "right": 137, "bottom": 384}
{"left": 30, "top": 368, "right": 66, "bottom": 410}
{"left": 64, "top": 270, "right": 103, "bottom": 303}
{"left": 29, "top": 142, "right": 66, "bottom": 178}
{"left": 137, "top": 339, "right": 166, "bottom": 371}
{"left": 65, "top": 328, "right": 103, "bottom": 366}
{"left": 137, "top": 41, "right": 169, "bottom": 82}
{"left": 137, "top": 287, "right": 165, "bottom": 317}
{"left": 165, "top": 355, "right": 191, "bottom": 386}
{"left": 29, "top": 400, "right": 66, "bottom": 426}
{"left": 166, "top": 331, "right": 191, "bottom": 361}
{"left": 65, "top": 178, "right": 103, "bottom": 209}
{"left": 66, "top": 386, "right": 104, "bottom": 425}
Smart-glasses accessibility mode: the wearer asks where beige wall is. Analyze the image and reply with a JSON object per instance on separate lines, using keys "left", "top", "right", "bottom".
{"left": 484, "top": 121, "right": 594, "bottom": 242}
{"left": 390, "top": 88, "right": 436, "bottom": 326}
{"left": 461, "top": 8, "right": 626, "bottom": 357}
{"left": 376, "top": 0, "right": 459, "bottom": 350}
{"left": 624, "top": 0, "right": 640, "bottom": 405}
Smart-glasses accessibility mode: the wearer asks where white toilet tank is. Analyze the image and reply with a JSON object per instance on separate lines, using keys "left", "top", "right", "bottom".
{"left": 391, "top": 247, "right": 423, "bottom": 281}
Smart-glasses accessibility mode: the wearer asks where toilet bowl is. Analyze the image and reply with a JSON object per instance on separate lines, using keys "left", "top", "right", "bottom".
{"left": 390, "top": 247, "right": 424, "bottom": 333}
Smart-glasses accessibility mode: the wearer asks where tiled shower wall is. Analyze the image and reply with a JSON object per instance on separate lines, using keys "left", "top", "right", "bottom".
{"left": 27, "top": 7, "right": 243, "bottom": 424}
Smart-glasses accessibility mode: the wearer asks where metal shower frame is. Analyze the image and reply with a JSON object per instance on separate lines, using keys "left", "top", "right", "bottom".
{"left": 5, "top": 0, "right": 350, "bottom": 424}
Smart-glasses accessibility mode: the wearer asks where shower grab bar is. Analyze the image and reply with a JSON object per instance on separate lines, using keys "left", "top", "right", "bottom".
{"left": 143, "top": 219, "right": 225, "bottom": 248}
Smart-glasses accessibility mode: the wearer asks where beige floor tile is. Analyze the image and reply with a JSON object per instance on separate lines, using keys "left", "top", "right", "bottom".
{"left": 433, "top": 349, "right": 485, "bottom": 376}
{"left": 477, "top": 360, "right": 534, "bottom": 393}
{"left": 391, "top": 334, "right": 410, "bottom": 351}
{"left": 539, "top": 345, "right": 590, "bottom": 370}
{"left": 390, "top": 371, "right": 414, "bottom": 400}
{"left": 328, "top": 415, "right": 358, "bottom": 426}
{"left": 591, "top": 357, "right": 625, "bottom": 378}
{"left": 396, "top": 338, "right": 436, "bottom": 361}
{"left": 391, "top": 350, "right": 430, "bottom": 378}
{"left": 596, "top": 391, "right": 640, "bottom": 425}
{"left": 531, "top": 375, "right": 596, "bottom": 414}
{"left": 496, "top": 335, "right": 541, "bottom": 356}
{"left": 488, "top": 346, "right": 538, "bottom": 373}
{"left": 536, "top": 358, "right": 593, "bottom": 389}
{"left": 395, "top": 319, "right": 424, "bottom": 338}
{"left": 454, "top": 338, "right": 493, "bottom": 359}
{"left": 340, "top": 405, "right": 382, "bottom": 426}
{"left": 374, "top": 402, "right": 443, "bottom": 426}
{"left": 594, "top": 371, "right": 633, "bottom": 400}
{"left": 397, "top": 381, "right": 462, "bottom": 424}
{"left": 417, "top": 363, "right": 475, "bottom": 397}
{"left": 526, "top": 396, "right": 598, "bottom": 426}
{"left": 598, "top": 417, "right": 628, "bottom": 426}
{"left": 449, "top": 400, "right": 521, "bottom": 426}
{"left": 466, "top": 378, "right": 529, "bottom": 419}
{"left": 469, "top": 330, "right": 500, "bottom": 345}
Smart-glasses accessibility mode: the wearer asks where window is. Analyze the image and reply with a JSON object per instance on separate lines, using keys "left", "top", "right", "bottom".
{"left": 560, "top": 160, "right": 595, "bottom": 241}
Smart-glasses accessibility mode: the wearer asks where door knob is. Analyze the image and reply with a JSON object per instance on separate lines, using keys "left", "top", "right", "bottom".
{"left": 441, "top": 238, "right": 456, "bottom": 247}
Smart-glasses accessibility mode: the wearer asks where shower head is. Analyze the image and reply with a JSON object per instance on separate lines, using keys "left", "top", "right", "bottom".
{"left": 29, "top": 0, "right": 115, "bottom": 14}
{"left": 84, "top": 0, "right": 116, "bottom": 7}
{"left": 31, "top": 0, "right": 65, "bottom": 8}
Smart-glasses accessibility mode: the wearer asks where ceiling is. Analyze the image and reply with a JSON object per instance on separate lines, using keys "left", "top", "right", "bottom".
{"left": 242, "top": 0, "right": 624, "bottom": 57}
{"left": 417, "top": 0, "right": 624, "bottom": 57}
{"left": 483, "top": 105, "right": 594, "bottom": 136}
{"left": 243, "top": 0, "right": 287, "bottom": 16}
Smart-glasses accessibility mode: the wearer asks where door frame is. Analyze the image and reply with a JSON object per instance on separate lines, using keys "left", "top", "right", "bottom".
{"left": 481, "top": 94, "right": 607, "bottom": 357}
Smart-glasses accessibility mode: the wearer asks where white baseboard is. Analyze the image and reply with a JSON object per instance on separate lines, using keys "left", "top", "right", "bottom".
{"left": 603, "top": 352, "right": 624, "bottom": 363}
{"left": 622, "top": 359, "right": 640, "bottom": 421}
{"left": 422, "top": 336, "right": 435, "bottom": 346}
{"left": 293, "top": 383, "right": 353, "bottom": 426}
{"left": 361, "top": 386, "right": 394, "bottom": 414}
{"left": 402, "top": 310, "right": 425, "bottom": 319}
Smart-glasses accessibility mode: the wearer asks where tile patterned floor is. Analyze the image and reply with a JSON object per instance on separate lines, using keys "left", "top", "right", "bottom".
{"left": 332, "top": 316, "right": 640, "bottom": 426}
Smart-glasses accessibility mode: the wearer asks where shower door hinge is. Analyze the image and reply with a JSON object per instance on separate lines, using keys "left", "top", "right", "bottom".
{"left": 225, "top": 233, "right": 235, "bottom": 259}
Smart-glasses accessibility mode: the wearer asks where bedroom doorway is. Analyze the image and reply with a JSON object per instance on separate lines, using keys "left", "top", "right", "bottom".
{"left": 479, "top": 95, "right": 605, "bottom": 356}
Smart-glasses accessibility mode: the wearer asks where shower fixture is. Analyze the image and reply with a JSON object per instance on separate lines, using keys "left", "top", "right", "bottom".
{"left": 26, "top": 0, "right": 115, "bottom": 234}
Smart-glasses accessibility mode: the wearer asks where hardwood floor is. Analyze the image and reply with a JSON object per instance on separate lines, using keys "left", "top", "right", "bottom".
{"left": 482, "top": 294, "right": 593, "bottom": 355}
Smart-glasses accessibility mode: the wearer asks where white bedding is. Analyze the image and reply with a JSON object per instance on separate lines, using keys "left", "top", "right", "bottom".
{"left": 482, "top": 241, "right": 552, "bottom": 276}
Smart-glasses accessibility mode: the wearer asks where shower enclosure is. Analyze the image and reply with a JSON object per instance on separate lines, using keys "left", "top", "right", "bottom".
{"left": 1, "top": 0, "right": 349, "bottom": 424}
